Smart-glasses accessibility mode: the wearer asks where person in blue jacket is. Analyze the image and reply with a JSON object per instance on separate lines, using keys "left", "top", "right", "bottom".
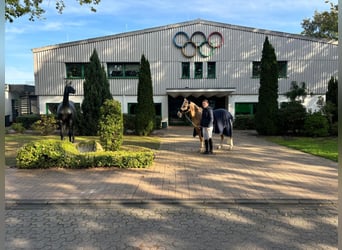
{"left": 200, "top": 99, "right": 214, "bottom": 154}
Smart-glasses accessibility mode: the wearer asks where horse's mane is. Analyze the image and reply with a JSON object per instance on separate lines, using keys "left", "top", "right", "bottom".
{"left": 192, "top": 102, "right": 202, "bottom": 113}
{"left": 188, "top": 101, "right": 202, "bottom": 126}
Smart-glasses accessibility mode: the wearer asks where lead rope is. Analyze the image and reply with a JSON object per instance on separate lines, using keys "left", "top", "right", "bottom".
{"left": 184, "top": 112, "right": 200, "bottom": 128}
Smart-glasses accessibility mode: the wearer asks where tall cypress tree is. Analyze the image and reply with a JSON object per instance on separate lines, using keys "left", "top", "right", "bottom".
{"left": 255, "top": 37, "right": 279, "bottom": 135}
{"left": 81, "top": 48, "right": 112, "bottom": 135}
{"left": 325, "top": 76, "right": 338, "bottom": 123}
{"left": 135, "top": 54, "right": 155, "bottom": 135}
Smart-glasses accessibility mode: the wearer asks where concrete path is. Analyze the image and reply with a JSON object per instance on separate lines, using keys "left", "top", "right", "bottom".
{"left": 5, "top": 126, "right": 338, "bottom": 203}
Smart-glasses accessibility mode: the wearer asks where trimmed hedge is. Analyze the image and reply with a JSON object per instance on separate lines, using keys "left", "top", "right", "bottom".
{"left": 16, "top": 139, "right": 154, "bottom": 169}
{"left": 233, "top": 115, "right": 255, "bottom": 130}
{"left": 16, "top": 114, "right": 41, "bottom": 129}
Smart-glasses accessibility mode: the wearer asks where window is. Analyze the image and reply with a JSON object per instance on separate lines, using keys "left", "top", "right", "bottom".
{"left": 66, "top": 63, "right": 88, "bottom": 78}
{"left": 278, "top": 61, "right": 287, "bottom": 78}
{"left": 181, "top": 62, "right": 190, "bottom": 78}
{"left": 207, "top": 62, "right": 216, "bottom": 79}
{"left": 252, "top": 61, "right": 288, "bottom": 78}
{"left": 252, "top": 61, "right": 261, "bottom": 78}
{"left": 108, "top": 63, "right": 140, "bottom": 78}
{"left": 194, "top": 62, "right": 203, "bottom": 79}
{"left": 235, "top": 103, "right": 257, "bottom": 115}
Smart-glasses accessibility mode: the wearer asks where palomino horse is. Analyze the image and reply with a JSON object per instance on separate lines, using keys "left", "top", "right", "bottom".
{"left": 177, "top": 98, "right": 233, "bottom": 150}
{"left": 57, "top": 82, "right": 76, "bottom": 142}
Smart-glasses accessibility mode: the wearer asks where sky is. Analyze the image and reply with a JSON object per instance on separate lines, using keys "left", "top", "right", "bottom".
{"left": 5, "top": 0, "right": 337, "bottom": 84}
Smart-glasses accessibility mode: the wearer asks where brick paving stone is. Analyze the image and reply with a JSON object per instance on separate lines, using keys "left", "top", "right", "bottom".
{"left": 5, "top": 203, "right": 337, "bottom": 250}
{"left": 5, "top": 126, "right": 338, "bottom": 249}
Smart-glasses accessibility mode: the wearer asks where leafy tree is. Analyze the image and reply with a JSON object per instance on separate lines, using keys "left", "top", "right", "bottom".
{"left": 81, "top": 48, "right": 112, "bottom": 136}
{"left": 5, "top": 0, "right": 101, "bottom": 22}
{"left": 98, "top": 99, "right": 123, "bottom": 151}
{"left": 301, "top": 2, "right": 338, "bottom": 40}
{"left": 135, "top": 54, "right": 156, "bottom": 136}
{"left": 255, "top": 37, "right": 279, "bottom": 135}
{"left": 278, "top": 81, "right": 308, "bottom": 135}
{"left": 285, "top": 81, "right": 308, "bottom": 103}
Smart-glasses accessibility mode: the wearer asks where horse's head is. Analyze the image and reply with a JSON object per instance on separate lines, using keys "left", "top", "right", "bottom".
{"left": 65, "top": 82, "right": 76, "bottom": 95}
{"left": 177, "top": 98, "right": 191, "bottom": 118}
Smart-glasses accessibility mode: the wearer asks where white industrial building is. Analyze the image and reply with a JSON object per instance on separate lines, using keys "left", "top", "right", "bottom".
{"left": 32, "top": 19, "right": 338, "bottom": 126}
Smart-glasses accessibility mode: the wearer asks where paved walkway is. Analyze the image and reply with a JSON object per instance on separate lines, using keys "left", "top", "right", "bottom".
{"left": 5, "top": 126, "right": 338, "bottom": 204}
{"left": 5, "top": 127, "right": 338, "bottom": 249}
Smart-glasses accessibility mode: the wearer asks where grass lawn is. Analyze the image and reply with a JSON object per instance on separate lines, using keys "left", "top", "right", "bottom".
{"left": 5, "top": 133, "right": 161, "bottom": 167}
{"left": 267, "top": 136, "right": 338, "bottom": 162}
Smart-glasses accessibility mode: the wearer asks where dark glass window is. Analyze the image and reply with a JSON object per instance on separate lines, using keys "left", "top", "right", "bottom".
{"left": 66, "top": 63, "right": 88, "bottom": 78}
{"left": 252, "top": 61, "right": 288, "bottom": 78}
{"left": 181, "top": 62, "right": 190, "bottom": 78}
{"left": 207, "top": 62, "right": 216, "bottom": 79}
{"left": 278, "top": 61, "right": 288, "bottom": 78}
{"left": 252, "top": 61, "right": 261, "bottom": 78}
{"left": 108, "top": 63, "right": 140, "bottom": 78}
{"left": 194, "top": 62, "right": 203, "bottom": 79}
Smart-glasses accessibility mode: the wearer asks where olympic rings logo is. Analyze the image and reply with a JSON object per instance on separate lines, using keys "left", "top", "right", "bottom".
{"left": 173, "top": 31, "right": 224, "bottom": 58}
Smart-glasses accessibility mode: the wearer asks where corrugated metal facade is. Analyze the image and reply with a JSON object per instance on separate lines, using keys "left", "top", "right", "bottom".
{"left": 33, "top": 19, "right": 338, "bottom": 117}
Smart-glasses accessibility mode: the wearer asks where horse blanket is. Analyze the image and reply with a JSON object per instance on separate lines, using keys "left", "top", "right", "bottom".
{"left": 193, "top": 108, "right": 233, "bottom": 137}
{"left": 213, "top": 109, "right": 233, "bottom": 137}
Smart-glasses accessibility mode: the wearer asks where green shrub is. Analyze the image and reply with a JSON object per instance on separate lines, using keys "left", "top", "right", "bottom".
{"left": 31, "top": 115, "right": 58, "bottom": 135}
{"left": 16, "top": 139, "right": 154, "bottom": 169}
{"left": 16, "top": 114, "right": 41, "bottom": 129}
{"left": 155, "top": 116, "right": 162, "bottom": 129}
{"left": 98, "top": 99, "right": 123, "bottom": 151}
{"left": 123, "top": 114, "right": 136, "bottom": 132}
{"left": 277, "top": 102, "right": 307, "bottom": 135}
{"left": 124, "top": 114, "right": 162, "bottom": 132}
{"left": 303, "top": 112, "right": 329, "bottom": 137}
{"left": 330, "top": 122, "right": 338, "bottom": 136}
{"left": 233, "top": 115, "right": 255, "bottom": 130}
{"left": 11, "top": 123, "right": 25, "bottom": 133}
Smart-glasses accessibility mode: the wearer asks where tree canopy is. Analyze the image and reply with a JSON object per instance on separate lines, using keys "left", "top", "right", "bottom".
{"left": 135, "top": 54, "right": 156, "bottom": 136}
{"left": 80, "top": 48, "right": 112, "bottom": 136}
{"left": 255, "top": 37, "right": 279, "bottom": 135}
{"left": 301, "top": 1, "right": 338, "bottom": 40}
{"left": 5, "top": 0, "right": 101, "bottom": 22}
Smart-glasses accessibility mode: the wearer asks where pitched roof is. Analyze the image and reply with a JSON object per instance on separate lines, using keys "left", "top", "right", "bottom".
{"left": 32, "top": 19, "right": 337, "bottom": 52}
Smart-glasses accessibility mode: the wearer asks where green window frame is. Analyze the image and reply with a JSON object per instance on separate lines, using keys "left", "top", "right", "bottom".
{"left": 108, "top": 63, "right": 140, "bottom": 78}
{"left": 181, "top": 62, "right": 190, "bottom": 79}
{"left": 235, "top": 103, "right": 257, "bottom": 115}
{"left": 194, "top": 62, "right": 203, "bottom": 79}
{"left": 207, "top": 62, "right": 216, "bottom": 79}
{"left": 66, "top": 63, "right": 88, "bottom": 79}
{"left": 252, "top": 61, "right": 288, "bottom": 78}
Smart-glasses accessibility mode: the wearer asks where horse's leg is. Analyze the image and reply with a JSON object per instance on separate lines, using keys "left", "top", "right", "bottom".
{"left": 60, "top": 121, "right": 64, "bottom": 140}
{"left": 196, "top": 127, "right": 204, "bottom": 152}
{"left": 70, "top": 122, "right": 75, "bottom": 143}
{"left": 68, "top": 120, "right": 74, "bottom": 143}
{"left": 228, "top": 136, "right": 233, "bottom": 150}
{"left": 217, "top": 135, "right": 224, "bottom": 149}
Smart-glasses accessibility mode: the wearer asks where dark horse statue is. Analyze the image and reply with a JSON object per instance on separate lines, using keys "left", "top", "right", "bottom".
{"left": 57, "top": 82, "right": 76, "bottom": 142}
